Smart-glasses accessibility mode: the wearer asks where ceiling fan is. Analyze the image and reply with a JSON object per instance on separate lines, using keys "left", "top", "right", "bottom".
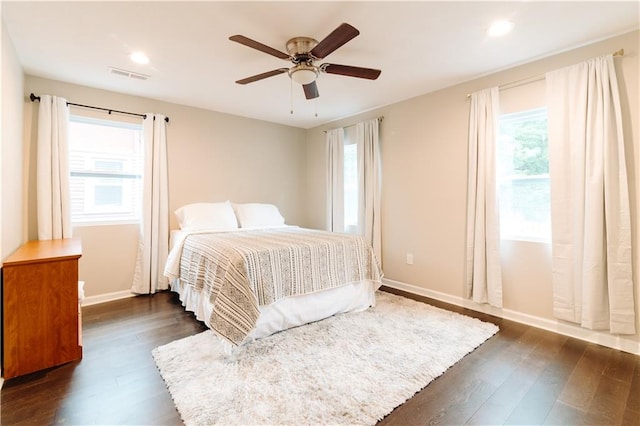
{"left": 229, "top": 23, "right": 381, "bottom": 100}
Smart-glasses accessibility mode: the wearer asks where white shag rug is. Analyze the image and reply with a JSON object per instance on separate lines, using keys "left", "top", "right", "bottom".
{"left": 152, "top": 291, "right": 499, "bottom": 426}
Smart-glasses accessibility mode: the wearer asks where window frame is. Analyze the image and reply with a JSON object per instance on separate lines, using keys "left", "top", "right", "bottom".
{"left": 343, "top": 126, "right": 360, "bottom": 235}
{"left": 497, "top": 106, "right": 551, "bottom": 243}
{"left": 68, "top": 115, "right": 144, "bottom": 227}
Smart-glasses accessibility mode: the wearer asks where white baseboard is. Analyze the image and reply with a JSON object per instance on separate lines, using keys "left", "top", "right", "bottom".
{"left": 81, "top": 290, "right": 136, "bottom": 306}
{"left": 382, "top": 278, "right": 640, "bottom": 356}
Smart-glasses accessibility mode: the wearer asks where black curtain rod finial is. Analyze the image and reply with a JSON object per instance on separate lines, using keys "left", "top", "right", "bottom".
{"left": 30, "top": 93, "right": 40, "bottom": 102}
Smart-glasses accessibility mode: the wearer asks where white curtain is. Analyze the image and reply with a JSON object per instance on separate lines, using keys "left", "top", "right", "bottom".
{"left": 465, "top": 87, "right": 503, "bottom": 308}
{"left": 356, "top": 118, "right": 382, "bottom": 262}
{"left": 546, "top": 55, "right": 635, "bottom": 334}
{"left": 37, "top": 95, "right": 72, "bottom": 240}
{"left": 132, "top": 114, "right": 169, "bottom": 294}
{"left": 326, "top": 128, "right": 344, "bottom": 232}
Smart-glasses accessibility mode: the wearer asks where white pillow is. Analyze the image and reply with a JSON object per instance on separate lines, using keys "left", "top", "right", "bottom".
{"left": 233, "top": 203, "right": 285, "bottom": 228}
{"left": 174, "top": 201, "right": 238, "bottom": 231}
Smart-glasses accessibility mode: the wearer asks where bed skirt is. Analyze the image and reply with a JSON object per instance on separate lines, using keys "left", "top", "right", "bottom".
{"left": 171, "top": 278, "right": 381, "bottom": 342}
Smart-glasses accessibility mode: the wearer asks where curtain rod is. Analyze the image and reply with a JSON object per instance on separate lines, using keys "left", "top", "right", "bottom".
{"left": 29, "top": 93, "right": 170, "bottom": 123}
{"left": 323, "top": 116, "right": 384, "bottom": 133}
{"left": 466, "top": 48, "right": 625, "bottom": 99}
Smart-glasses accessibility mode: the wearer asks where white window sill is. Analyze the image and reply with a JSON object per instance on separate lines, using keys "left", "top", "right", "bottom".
{"left": 500, "top": 236, "right": 551, "bottom": 244}
{"left": 72, "top": 220, "right": 139, "bottom": 228}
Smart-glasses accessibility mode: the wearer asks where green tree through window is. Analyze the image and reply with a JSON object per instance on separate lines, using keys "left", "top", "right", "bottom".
{"left": 506, "top": 115, "right": 548, "bottom": 175}
{"left": 498, "top": 107, "right": 550, "bottom": 241}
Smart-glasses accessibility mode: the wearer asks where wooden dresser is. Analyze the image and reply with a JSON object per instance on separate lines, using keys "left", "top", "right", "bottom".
{"left": 2, "top": 238, "right": 83, "bottom": 379}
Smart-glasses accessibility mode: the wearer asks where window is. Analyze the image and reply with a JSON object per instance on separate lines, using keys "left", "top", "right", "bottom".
{"left": 343, "top": 127, "right": 360, "bottom": 234}
{"left": 344, "top": 143, "right": 358, "bottom": 233}
{"left": 68, "top": 116, "right": 143, "bottom": 224}
{"left": 497, "top": 107, "right": 550, "bottom": 241}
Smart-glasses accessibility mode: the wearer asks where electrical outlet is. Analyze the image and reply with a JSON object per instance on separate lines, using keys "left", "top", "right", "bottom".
{"left": 406, "top": 253, "right": 414, "bottom": 265}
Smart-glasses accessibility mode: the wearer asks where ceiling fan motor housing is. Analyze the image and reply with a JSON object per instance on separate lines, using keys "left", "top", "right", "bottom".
{"left": 286, "top": 37, "right": 319, "bottom": 60}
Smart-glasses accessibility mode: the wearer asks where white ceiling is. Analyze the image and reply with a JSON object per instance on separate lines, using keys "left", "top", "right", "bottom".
{"left": 3, "top": 1, "right": 639, "bottom": 129}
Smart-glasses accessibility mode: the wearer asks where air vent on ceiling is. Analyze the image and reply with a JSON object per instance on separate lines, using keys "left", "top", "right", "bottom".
{"left": 108, "top": 67, "right": 149, "bottom": 81}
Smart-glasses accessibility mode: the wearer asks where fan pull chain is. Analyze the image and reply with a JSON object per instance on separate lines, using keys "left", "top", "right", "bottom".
{"left": 290, "top": 78, "right": 294, "bottom": 115}
{"left": 315, "top": 98, "right": 318, "bottom": 118}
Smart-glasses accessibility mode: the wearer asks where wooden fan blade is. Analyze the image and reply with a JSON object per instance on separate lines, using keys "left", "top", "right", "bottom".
{"left": 236, "top": 68, "right": 289, "bottom": 85}
{"left": 310, "top": 23, "right": 359, "bottom": 59}
{"left": 303, "top": 81, "right": 319, "bottom": 99}
{"left": 321, "top": 63, "right": 381, "bottom": 80}
{"left": 229, "top": 35, "right": 290, "bottom": 60}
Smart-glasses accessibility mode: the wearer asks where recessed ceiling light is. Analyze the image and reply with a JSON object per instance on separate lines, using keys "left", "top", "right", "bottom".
{"left": 487, "top": 20, "right": 514, "bottom": 37}
{"left": 130, "top": 52, "right": 150, "bottom": 65}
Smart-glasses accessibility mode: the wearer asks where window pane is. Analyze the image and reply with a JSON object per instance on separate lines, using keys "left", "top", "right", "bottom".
{"left": 94, "top": 159, "right": 124, "bottom": 172}
{"left": 95, "top": 184, "right": 123, "bottom": 206}
{"left": 69, "top": 116, "right": 143, "bottom": 224}
{"left": 498, "top": 108, "right": 550, "bottom": 241}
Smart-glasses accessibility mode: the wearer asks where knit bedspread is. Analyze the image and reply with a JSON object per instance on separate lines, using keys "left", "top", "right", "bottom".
{"left": 178, "top": 227, "right": 383, "bottom": 345}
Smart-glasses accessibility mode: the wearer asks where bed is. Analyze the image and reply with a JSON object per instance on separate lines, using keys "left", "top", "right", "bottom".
{"left": 164, "top": 201, "right": 383, "bottom": 347}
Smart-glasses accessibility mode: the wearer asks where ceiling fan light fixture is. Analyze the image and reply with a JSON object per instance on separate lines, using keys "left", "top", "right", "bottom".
{"left": 289, "top": 64, "right": 318, "bottom": 85}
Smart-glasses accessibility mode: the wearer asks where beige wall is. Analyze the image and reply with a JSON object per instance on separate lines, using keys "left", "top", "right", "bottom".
{"left": 305, "top": 30, "right": 640, "bottom": 351}
{"left": 1, "top": 20, "right": 25, "bottom": 260}
{"left": 24, "top": 76, "right": 307, "bottom": 298}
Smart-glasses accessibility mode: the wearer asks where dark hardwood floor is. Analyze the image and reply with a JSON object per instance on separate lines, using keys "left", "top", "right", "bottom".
{"left": 1, "top": 287, "right": 638, "bottom": 425}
